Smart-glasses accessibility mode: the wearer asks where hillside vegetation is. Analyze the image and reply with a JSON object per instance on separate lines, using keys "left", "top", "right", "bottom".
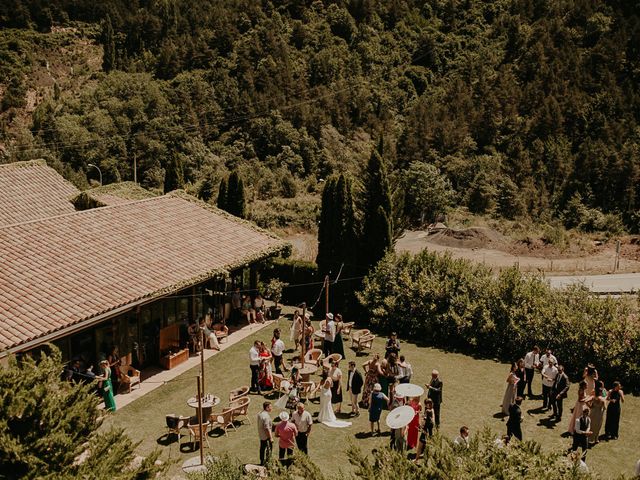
{"left": 1, "top": 0, "right": 639, "bottom": 232}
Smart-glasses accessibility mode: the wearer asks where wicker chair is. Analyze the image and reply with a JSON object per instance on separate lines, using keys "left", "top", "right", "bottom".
{"left": 354, "top": 334, "right": 375, "bottom": 353}
{"left": 118, "top": 364, "right": 141, "bottom": 393}
{"left": 165, "top": 414, "right": 190, "bottom": 442}
{"left": 303, "top": 348, "right": 323, "bottom": 366}
{"left": 229, "top": 386, "right": 250, "bottom": 403}
{"left": 297, "top": 381, "right": 318, "bottom": 401}
{"left": 272, "top": 373, "right": 287, "bottom": 394}
{"left": 230, "top": 396, "right": 251, "bottom": 425}
{"left": 322, "top": 353, "right": 343, "bottom": 370}
{"left": 188, "top": 421, "right": 211, "bottom": 449}
{"left": 341, "top": 322, "right": 355, "bottom": 337}
{"left": 350, "top": 329, "right": 371, "bottom": 348}
{"left": 209, "top": 408, "right": 236, "bottom": 436}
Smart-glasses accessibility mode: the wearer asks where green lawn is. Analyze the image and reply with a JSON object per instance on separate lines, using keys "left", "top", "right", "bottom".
{"left": 104, "top": 317, "right": 640, "bottom": 479}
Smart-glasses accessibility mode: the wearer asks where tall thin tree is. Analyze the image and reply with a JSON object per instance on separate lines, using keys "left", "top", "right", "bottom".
{"left": 101, "top": 15, "right": 116, "bottom": 73}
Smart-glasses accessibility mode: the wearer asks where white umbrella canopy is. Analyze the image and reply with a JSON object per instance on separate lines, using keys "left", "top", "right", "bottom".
{"left": 395, "top": 383, "right": 425, "bottom": 398}
{"left": 385, "top": 405, "right": 415, "bottom": 429}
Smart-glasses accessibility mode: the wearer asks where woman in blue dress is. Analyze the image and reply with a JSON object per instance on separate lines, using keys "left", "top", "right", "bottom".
{"left": 368, "top": 383, "right": 389, "bottom": 435}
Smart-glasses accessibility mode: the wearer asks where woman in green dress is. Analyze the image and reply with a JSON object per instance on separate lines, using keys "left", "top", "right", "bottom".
{"left": 97, "top": 359, "right": 117, "bottom": 412}
{"left": 333, "top": 314, "right": 346, "bottom": 358}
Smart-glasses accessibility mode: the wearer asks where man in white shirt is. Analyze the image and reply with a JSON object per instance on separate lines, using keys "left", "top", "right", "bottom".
{"left": 541, "top": 360, "right": 558, "bottom": 411}
{"left": 257, "top": 402, "right": 273, "bottom": 465}
{"left": 539, "top": 348, "right": 558, "bottom": 370}
{"left": 571, "top": 407, "right": 592, "bottom": 459}
{"left": 271, "top": 328, "right": 285, "bottom": 375}
{"left": 454, "top": 426, "right": 470, "bottom": 448}
{"left": 523, "top": 346, "right": 540, "bottom": 398}
{"left": 291, "top": 402, "right": 313, "bottom": 454}
{"left": 323, "top": 313, "right": 336, "bottom": 356}
{"left": 398, "top": 355, "right": 413, "bottom": 384}
{"left": 249, "top": 341, "right": 261, "bottom": 393}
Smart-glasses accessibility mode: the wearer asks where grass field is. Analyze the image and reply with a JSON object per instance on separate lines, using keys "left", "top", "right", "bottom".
{"left": 104, "top": 316, "right": 640, "bottom": 479}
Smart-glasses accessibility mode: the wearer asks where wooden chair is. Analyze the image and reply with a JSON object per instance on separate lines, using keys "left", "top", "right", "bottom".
{"left": 229, "top": 386, "right": 250, "bottom": 403}
{"left": 350, "top": 329, "right": 371, "bottom": 348}
{"left": 297, "top": 381, "right": 317, "bottom": 401}
{"left": 118, "top": 364, "right": 141, "bottom": 393}
{"left": 213, "top": 323, "right": 229, "bottom": 343}
{"left": 355, "top": 334, "right": 375, "bottom": 353}
{"left": 272, "top": 373, "right": 286, "bottom": 394}
{"left": 322, "top": 353, "right": 343, "bottom": 370}
{"left": 188, "top": 421, "right": 211, "bottom": 449}
{"left": 230, "top": 396, "right": 251, "bottom": 425}
{"left": 304, "top": 348, "right": 323, "bottom": 366}
{"left": 209, "top": 408, "right": 236, "bottom": 436}
{"left": 341, "top": 322, "right": 355, "bottom": 337}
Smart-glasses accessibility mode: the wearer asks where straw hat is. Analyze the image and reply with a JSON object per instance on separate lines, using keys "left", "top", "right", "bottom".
{"left": 373, "top": 383, "right": 382, "bottom": 392}
{"left": 326, "top": 313, "right": 334, "bottom": 320}
{"left": 279, "top": 411, "right": 289, "bottom": 421}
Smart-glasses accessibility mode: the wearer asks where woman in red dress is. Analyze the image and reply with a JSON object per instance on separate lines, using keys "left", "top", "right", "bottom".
{"left": 407, "top": 396, "right": 422, "bottom": 450}
{"left": 258, "top": 342, "right": 273, "bottom": 390}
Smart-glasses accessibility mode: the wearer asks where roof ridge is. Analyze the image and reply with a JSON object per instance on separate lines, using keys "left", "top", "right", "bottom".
{"left": 0, "top": 159, "right": 47, "bottom": 169}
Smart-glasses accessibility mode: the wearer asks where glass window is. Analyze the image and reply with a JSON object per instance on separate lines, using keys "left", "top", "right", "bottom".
{"left": 165, "top": 298, "right": 177, "bottom": 326}
{"left": 70, "top": 329, "right": 96, "bottom": 366}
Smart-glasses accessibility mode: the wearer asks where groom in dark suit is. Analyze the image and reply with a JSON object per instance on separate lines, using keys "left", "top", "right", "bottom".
{"left": 427, "top": 369, "right": 443, "bottom": 427}
{"left": 551, "top": 364, "right": 570, "bottom": 421}
{"left": 347, "top": 361, "right": 364, "bottom": 416}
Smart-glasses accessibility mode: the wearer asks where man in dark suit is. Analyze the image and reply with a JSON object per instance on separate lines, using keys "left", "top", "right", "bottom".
{"left": 551, "top": 364, "right": 570, "bottom": 421}
{"left": 426, "top": 369, "right": 443, "bottom": 427}
{"left": 507, "top": 397, "right": 523, "bottom": 440}
{"left": 347, "top": 361, "right": 364, "bottom": 416}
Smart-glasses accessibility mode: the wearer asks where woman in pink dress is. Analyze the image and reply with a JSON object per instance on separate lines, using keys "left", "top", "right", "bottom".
{"left": 258, "top": 342, "right": 273, "bottom": 390}
{"left": 568, "top": 380, "right": 592, "bottom": 434}
{"left": 407, "top": 396, "right": 422, "bottom": 450}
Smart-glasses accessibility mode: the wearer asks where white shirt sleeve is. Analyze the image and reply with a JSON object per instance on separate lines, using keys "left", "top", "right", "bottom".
{"left": 250, "top": 348, "right": 260, "bottom": 363}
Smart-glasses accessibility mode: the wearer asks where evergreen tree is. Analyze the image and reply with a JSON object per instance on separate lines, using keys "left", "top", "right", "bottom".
{"left": 361, "top": 148, "right": 393, "bottom": 273}
{"left": 0, "top": 347, "right": 164, "bottom": 479}
{"left": 163, "top": 155, "right": 184, "bottom": 193}
{"left": 217, "top": 177, "right": 228, "bottom": 210}
{"left": 198, "top": 176, "right": 215, "bottom": 202}
{"left": 316, "top": 176, "right": 338, "bottom": 277}
{"left": 226, "top": 170, "right": 246, "bottom": 218}
{"left": 101, "top": 15, "right": 116, "bottom": 73}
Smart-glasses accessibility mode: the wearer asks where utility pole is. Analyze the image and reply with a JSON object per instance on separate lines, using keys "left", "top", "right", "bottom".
{"left": 133, "top": 152, "right": 137, "bottom": 184}
{"left": 300, "top": 302, "right": 306, "bottom": 367}
{"left": 325, "top": 275, "right": 330, "bottom": 316}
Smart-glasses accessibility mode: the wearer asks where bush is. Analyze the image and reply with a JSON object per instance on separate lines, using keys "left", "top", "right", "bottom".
{"left": 358, "top": 250, "right": 640, "bottom": 390}
{"left": 261, "top": 257, "right": 317, "bottom": 307}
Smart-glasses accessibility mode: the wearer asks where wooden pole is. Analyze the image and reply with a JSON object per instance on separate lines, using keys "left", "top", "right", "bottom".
{"left": 325, "top": 275, "right": 329, "bottom": 316}
{"left": 200, "top": 328, "right": 205, "bottom": 397}
{"left": 301, "top": 302, "right": 306, "bottom": 367}
{"left": 197, "top": 375, "right": 204, "bottom": 466}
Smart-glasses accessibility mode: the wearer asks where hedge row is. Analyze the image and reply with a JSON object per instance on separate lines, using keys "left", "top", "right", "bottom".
{"left": 260, "top": 257, "right": 318, "bottom": 308}
{"left": 358, "top": 251, "right": 640, "bottom": 391}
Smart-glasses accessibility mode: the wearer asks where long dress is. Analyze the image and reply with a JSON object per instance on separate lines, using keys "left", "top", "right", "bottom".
{"left": 102, "top": 369, "right": 116, "bottom": 412}
{"left": 584, "top": 373, "right": 597, "bottom": 396}
{"left": 604, "top": 390, "right": 622, "bottom": 438}
{"left": 501, "top": 372, "right": 518, "bottom": 415}
{"left": 407, "top": 401, "right": 421, "bottom": 449}
{"left": 318, "top": 385, "right": 351, "bottom": 428}
{"left": 258, "top": 351, "right": 273, "bottom": 390}
{"left": 369, "top": 391, "right": 387, "bottom": 423}
{"left": 568, "top": 389, "right": 589, "bottom": 434}
{"left": 361, "top": 363, "right": 380, "bottom": 408}
{"left": 333, "top": 324, "right": 345, "bottom": 358}
{"left": 589, "top": 395, "right": 606, "bottom": 443}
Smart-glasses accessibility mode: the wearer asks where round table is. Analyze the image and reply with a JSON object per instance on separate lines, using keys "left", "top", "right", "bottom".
{"left": 394, "top": 383, "right": 425, "bottom": 398}
{"left": 291, "top": 363, "right": 318, "bottom": 381}
{"left": 187, "top": 395, "right": 220, "bottom": 422}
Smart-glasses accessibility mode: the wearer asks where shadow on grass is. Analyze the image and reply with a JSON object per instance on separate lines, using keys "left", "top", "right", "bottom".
{"left": 526, "top": 406, "right": 548, "bottom": 416}
{"left": 537, "top": 416, "right": 559, "bottom": 429}
{"left": 156, "top": 433, "right": 179, "bottom": 446}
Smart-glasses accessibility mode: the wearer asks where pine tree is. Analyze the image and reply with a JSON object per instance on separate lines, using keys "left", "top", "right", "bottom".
{"left": 198, "top": 176, "right": 215, "bottom": 202}
{"left": 225, "top": 171, "right": 246, "bottom": 218}
{"left": 101, "top": 15, "right": 116, "bottom": 73}
{"left": 163, "top": 155, "right": 184, "bottom": 193}
{"left": 361, "top": 148, "right": 393, "bottom": 273}
{"left": 217, "top": 177, "right": 228, "bottom": 210}
{"left": 0, "top": 347, "right": 164, "bottom": 479}
{"left": 316, "top": 176, "right": 338, "bottom": 277}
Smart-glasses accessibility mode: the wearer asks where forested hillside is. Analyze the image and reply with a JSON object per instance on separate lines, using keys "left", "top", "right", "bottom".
{"left": 1, "top": 0, "right": 639, "bottom": 231}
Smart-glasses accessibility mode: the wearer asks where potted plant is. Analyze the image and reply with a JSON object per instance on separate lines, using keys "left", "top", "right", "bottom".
{"left": 264, "top": 278, "right": 288, "bottom": 319}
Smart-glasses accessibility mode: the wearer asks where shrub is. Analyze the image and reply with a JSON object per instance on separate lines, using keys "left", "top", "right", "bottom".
{"left": 261, "top": 257, "right": 317, "bottom": 307}
{"left": 358, "top": 250, "right": 640, "bottom": 390}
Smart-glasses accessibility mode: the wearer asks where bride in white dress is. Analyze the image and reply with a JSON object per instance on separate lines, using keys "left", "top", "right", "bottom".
{"left": 317, "top": 377, "right": 351, "bottom": 428}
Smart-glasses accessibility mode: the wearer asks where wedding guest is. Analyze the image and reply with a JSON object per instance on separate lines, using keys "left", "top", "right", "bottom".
{"left": 541, "top": 359, "right": 558, "bottom": 411}
{"left": 552, "top": 364, "right": 570, "bottom": 421}
{"left": 290, "top": 310, "right": 302, "bottom": 350}
{"left": 385, "top": 332, "right": 400, "bottom": 358}
{"left": 292, "top": 402, "right": 313, "bottom": 455}
{"left": 303, "top": 317, "right": 314, "bottom": 352}
{"left": 427, "top": 369, "right": 443, "bottom": 427}
{"left": 502, "top": 362, "right": 519, "bottom": 416}
{"left": 523, "top": 346, "right": 540, "bottom": 397}
{"left": 568, "top": 381, "right": 593, "bottom": 434}
{"left": 242, "top": 295, "right": 255, "bottom": 324}
{"left": 347, "top": 361, "right": 364, "bottom": 416}
{"left": 333, "top": 313, "right": 346, "bottom": 358}
{"left": 107, "top": 346, "right": 122, "bottom": 394}
{"left": 507, "top": 396, "right": 523, "bottom": 441}
{"left": 271, "top": 328, "right": 285, "bottom": 375}
{"left": 539, "top": 348, "right": 558, "bottom": 370}
{"left": 415, "top": 399, "right": 436, "bottom": 460}
{"left": 95, "top": 359, "right": 116, "bottom": 412}
{"left": 398, "top": 355, "right": 413, "bottom": 384}
{"left": 515, "top": 358, "right": 526, "bottom": 398}
{"left": 323, "top": 313, "right": 336, "bottom": 356}
{"left": 231, "top": 287, "right": 242, "bottom": 322}
{"left": 258, "top": 342, "right": 273, "bottom": 391}
{"left": 389, "top": 391, "right": 406, "bottom": 449}
{"left": 361, "top": 354, "right": 383, "bottom": 409}
{"left": 604, "top": 381, "right": 624, "bottom": 440}
{"left": 200, "top": 317, "right": 220, "bottom": 351}
{"left": 407, "top": 396, "right": 422, "bottom": 450}
{"left": 369, "top": 383, "right": 389, "bottom": 435}
{"left": 329, "top": 358, "right": 343, "bottom": 414}
{"left": 589, "top": 381, "right": 606, "bottom": 444}
{"left": 275, "top": 411, "right": 297, "bottom": 462}
{"left": 571, "top": 407, "right": 592, "bottom": 459}
{"left": 257, "top": 402, "right": 273, "bottom": 466}
{"left": 454, "top": 426, "right": 470, "bottom": 448}
{"left": 253, "top": 293, "right": 265, "bottom": 314}
{"left": 249, "top": 341, "right": 261, "bottom": 394}
{"left": 583, "top": 364, "right": 599, "bottom": 396}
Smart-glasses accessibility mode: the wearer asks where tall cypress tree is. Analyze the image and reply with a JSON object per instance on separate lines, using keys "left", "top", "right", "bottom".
{"left": 217, "top": 177, "right": 228, "bottom": 210}
{"left": 361, "top": 148, "right": 393, "bottom": 273}
{"left": 316, "top": 176, "right": 338, "bottom": 277}
{"left": 226, "top": 170, "right": 246, "bottom": 218}
{"left": 101, "top": 15, "right": 115, "bottom": 73}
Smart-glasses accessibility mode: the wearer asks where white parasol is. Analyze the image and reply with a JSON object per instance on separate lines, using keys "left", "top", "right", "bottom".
{"left": 385, "top": 405, "right": 415, "bottom": 429}
{"left": 395, "top": 383, "right": 425, "bottom": 398}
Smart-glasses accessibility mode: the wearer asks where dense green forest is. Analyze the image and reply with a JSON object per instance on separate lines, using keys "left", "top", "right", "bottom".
{"left": 1, "top": 0, "right": 639, "bottom": 231}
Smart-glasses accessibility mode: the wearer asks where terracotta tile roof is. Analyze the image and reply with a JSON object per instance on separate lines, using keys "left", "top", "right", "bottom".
{"left": 0, "top": 160, "right": 79, "bottom": 227}
{"left": 0, "top": 192, "right": 288, "bottom": 352}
